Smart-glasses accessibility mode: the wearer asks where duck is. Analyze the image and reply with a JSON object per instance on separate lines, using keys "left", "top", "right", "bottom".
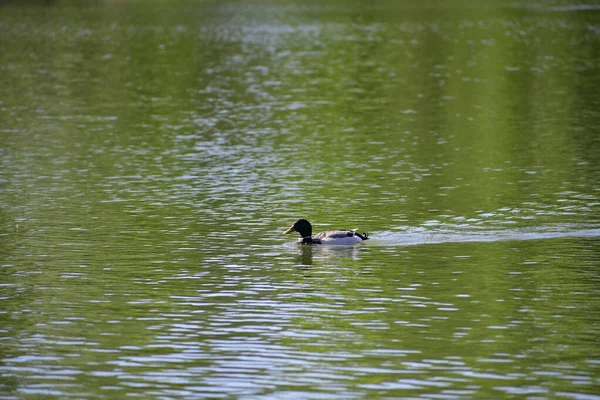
{"left": 283, "top": 219, "right": 369, "bottom": 245}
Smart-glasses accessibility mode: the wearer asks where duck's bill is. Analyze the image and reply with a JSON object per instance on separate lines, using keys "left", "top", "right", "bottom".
{"left": 283, "top": 226, "right": 295, "bottom": 234}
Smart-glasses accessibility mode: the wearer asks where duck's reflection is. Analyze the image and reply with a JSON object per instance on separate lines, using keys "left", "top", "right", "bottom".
{"left": 292, "top": 244, "right": 364, "bottom": 267}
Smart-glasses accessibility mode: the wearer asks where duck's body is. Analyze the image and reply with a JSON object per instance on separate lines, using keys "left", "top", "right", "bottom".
{"left": 284, "top": 219, "right": 369, "bottom": 245}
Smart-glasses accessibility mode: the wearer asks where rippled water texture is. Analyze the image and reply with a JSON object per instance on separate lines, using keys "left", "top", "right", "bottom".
{"left": 1, "top": 1, "right": 599, "bottom": 399}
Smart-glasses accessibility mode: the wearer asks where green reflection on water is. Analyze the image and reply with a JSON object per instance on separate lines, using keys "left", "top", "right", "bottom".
{"left": 1, "top": 0, "right": 599, "bottom": 399}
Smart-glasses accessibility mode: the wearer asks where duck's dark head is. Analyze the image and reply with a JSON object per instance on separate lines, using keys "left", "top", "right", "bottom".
{"left": 283, "top": 219, "right": 313, "bottom": 238}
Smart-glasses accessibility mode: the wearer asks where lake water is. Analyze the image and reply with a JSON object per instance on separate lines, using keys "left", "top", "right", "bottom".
{"left": 1, "top": 1, "right": 599, "bottom": 399}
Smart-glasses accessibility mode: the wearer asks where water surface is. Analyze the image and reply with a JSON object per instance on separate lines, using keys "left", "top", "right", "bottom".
{"left": 1, "top": 0, "right": 599, "bottom": 399}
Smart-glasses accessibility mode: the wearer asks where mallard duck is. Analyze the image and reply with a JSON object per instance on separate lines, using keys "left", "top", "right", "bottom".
{"left": 283, "top": 219, "right": 369, "bottom": 245}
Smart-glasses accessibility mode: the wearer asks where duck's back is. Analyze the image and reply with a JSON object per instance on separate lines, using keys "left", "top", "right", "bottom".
{"left": 314, "top": 230, "right": 355, "bottom": 239}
